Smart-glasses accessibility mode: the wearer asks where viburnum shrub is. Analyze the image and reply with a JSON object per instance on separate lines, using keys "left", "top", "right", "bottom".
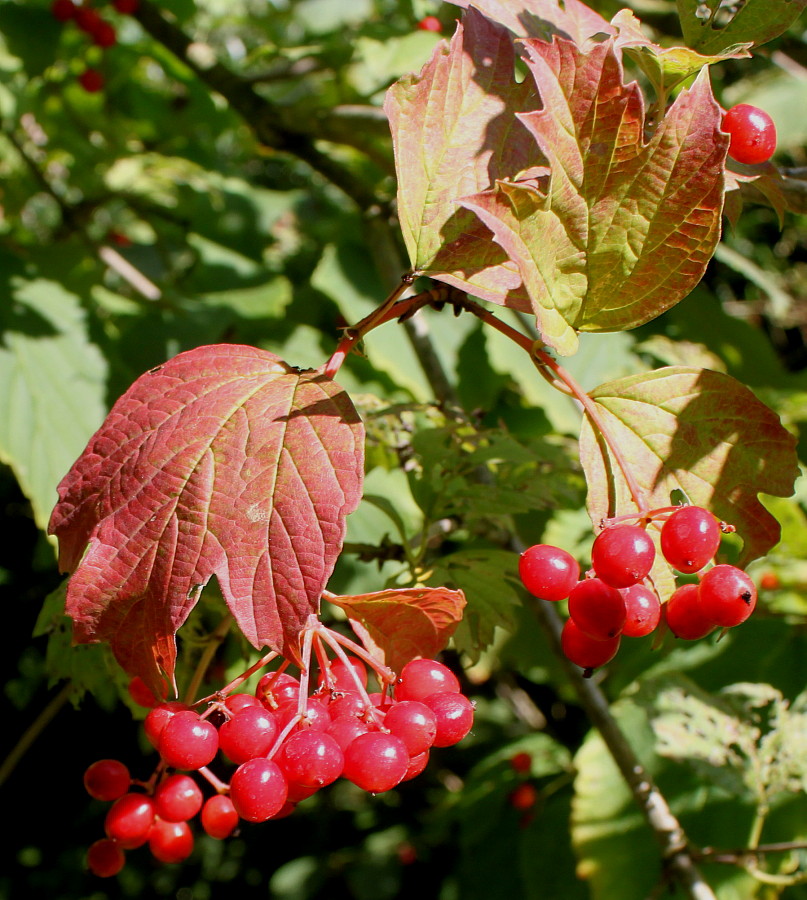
{"left": 36, "top": 0, "right": 804, "bottom": 894}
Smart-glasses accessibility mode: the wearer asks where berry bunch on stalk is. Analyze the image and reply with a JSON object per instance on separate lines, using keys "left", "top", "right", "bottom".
{"left": 519, "top": 504, "right": 758, "bottom": 675}
{"left": 82, "top": 614, "right": 474, "bottom": 877}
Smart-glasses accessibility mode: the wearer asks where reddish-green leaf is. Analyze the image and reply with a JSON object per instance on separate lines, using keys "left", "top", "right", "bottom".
{"left": 447, "top": 0, "right": 613, "bottom": 43}
{"left": 48, "top": 344, "right": 364, "bottom": 694}
{"left": 461, "top": 39, "right": 727, "bottom": 356}
{"left": 579, "top": 367, "right": 799, "bottom": 570}
{"left": 326, "top": 586, "right": 466, "bottom": 674}
{"left": 384, "top": 8, "right": 541, "bottom": 306}
{"left": 677, "top": 0, "right": 807, "bottom": 55}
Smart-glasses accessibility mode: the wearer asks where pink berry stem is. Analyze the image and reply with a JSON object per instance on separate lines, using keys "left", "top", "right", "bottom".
{"left": 196, "top": 765, "right": 231, "bottom": 794}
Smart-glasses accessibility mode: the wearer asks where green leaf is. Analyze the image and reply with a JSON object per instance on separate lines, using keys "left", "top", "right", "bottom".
{"left": 579, "top": 366, "right": 799, "bottom": 568}
{"left": 0, "top": 265, "right": 108, "bottom": 531}
{"left": 462, "top": 41, "right": 727, "bottom": 355}
{"left": 677, "top": 0, "right": 807, "bottom": 54}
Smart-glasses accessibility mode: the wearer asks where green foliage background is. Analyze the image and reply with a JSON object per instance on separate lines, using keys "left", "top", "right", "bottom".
{"left": 2, "top": 1, "right": 807, "bottom": 898}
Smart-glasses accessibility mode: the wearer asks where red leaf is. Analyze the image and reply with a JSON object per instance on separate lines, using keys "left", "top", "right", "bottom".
{"left": 447, "top": 0, "right": 614, "bottom": 43}
{"left": 326, "top": 587, "right": 466, "bottom": 674}
{"left": 48, "top": 344, "right": 364, "bottom": 694}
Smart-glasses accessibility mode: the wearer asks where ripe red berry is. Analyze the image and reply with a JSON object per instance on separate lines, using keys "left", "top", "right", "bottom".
{"left": 620, "top": 584, "right": 662, "bottom": 638}
{"left": 218, "top": 706, "right": 278, "bottom": 764}
{"left": 417, "top": 15, "right": 442, "bottom": 31}
{"left": 127, "top": 675, "right": 159, "bottom": 708}
{"left": 509, "top": 751, "right": 532, "bottom": 774}
{"left": 92, "top": 21, "right": 117, "bottom": 48}
{"left": 722, "top": 104, "right": 777, "bottom": 165}
{"left": 509, "top": 782, "right": 538, "bottom": 811}
{"left": 326, "top": 714, "right": 371, "bottom": 751}
{"left": 113, "top": 0, "right": 139, "bottom": 12}
{"left": 759, "top": 571, "right": 779, "bottom": 591}
{"left": 518, "top": 544, "right": 580, "bottom": 601}
{"left": 396, "top": 658, "right": 460, "bottom": 702}
{"left": 148, "top": 819, "right": 194, "bottom": 864}
{"left": 143, "top": 701, "right": 190, "bottom": 748}
{"left": 318, "top": 656, "right": 367, "bottom": 692}
{"left": 83, "top": 758, "right": 131, "bottom": 802}
{"left": 660, "top": 506, "right": 721, "bottom": 574}
{"left": 200, "top": 794, "right": 239, "bottom": 840}
{"left": 74, "top": 6, "right": 102, "bottom": 34}
{"left": 560, "top": 618, "right": 621, "bottom": 671}
{"left": 230, "top": 758, "right": 288, "bottom": 822}
{"left": 86, "top": 838, "right": 125, "bottom": 877}
{"left": 157, "top": 710, "right": 219, "bottom": 770}
{"left": 591, "top": 524, "right": 656, "bottom": 588}
{"left": 154, "top": 773, "right": 204, "bottom": 822}
{"left": 422, "top": 691, "right": 474, "bottom": 747}
{"left": 276, "top": 730, "right": 344, "bottom": 789}
{"left": 697, "top": 564, "right": 757, "bottom": 627}
{"left": 256, "top": 671, "right": 300, "bottom": 709}
{"left": 78, "top": 68, "right": 105, "bottom": 93}
{"left": 568, "top": 577, "right": 626, "bottom": 640}
{"left": 104, "top": 793, "right": 156, "bottom": 849}
{"left": 383, "top": 700, "right": 438, "bottom": 756}
{"left": 663, "top": 583, "right": 715, "bottom": 640}
{"left": 51, "top": 0, "right": 76, "bottom": 22}
{"left": 342, "top": 731, "right": 410, "bottom": 792}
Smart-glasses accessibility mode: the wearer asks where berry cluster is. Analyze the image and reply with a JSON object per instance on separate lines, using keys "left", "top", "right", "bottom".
{"left": 50, "top": 0, "right": 140, "bottom": 93}
{"left": 83, "top": 642, "right": 473, "bottom": 877}
{"left": 519, "top": 505, "right": 758, "bottom": 674}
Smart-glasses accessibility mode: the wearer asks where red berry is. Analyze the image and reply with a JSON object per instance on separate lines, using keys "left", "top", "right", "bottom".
{"left": 276, "top": 730, "right": 344, "bottom": 789}
{"left": 113, "top": 0, "right": 139, "bottom": 12}
{"left": 722, "top": 104, "right": 777, "bottom": 165}
{"left": 560, "top": 618, "right": 620, "bottom": 671}
{"left": 275, "top": 696, "right": 331, "bottom": 732}
{"left": 402, "top": 750, "right": 430, "bottom": 781}
{"left": 620, "top": 584, "right": 662, "bottom": 637}
{"left": 697, "top": 564, "right": 757, "bottom": 627}
{"left": 78, "top": 68, "right": 105, "bottom": 93}
{"left": 518, "top": 544, "right": 580, "bottom": 601}
{"left": 759, "top": 571, "right": 779, "bottom": 591}
{"left": 201, "top": 795, "right": 239, "bottom": 840}
{"left": 342, "top": 732, "right": 410, "bottom": 792}
{"left": 660, "top": 506, "right": 721, "bottom": 574}
{"left": 218, "top": 706, "right": 278, "bottom": 764}
{"left": 229, "top": 758, "right": 288, "bottom": 822}
{"left": 224, "top": 692, "right": 262, "bottom": 714}
{"left": 86, "top": 838, "right": 125, "bottom": 877}
{"left": 509, "top": 751, "right": 532, "bottom": 774}
{"left": 318, "top": 656, "right": 367, "bottom": 692}
{"left": 148, "top": 819, "right": 194, "bottom": 864}
{"left": 396, "top": 658, "right": 460, "bottom": 701}
{"left": 417, "top": 15, "right": 442, "bottom": 31}
{"left": 509, "top": 782, "right": 538, "bottom": 811}
{"left": 154, "top": 773, "right": 203, "bottom": 822}
{"left": 256, "top": 671, "right": 300, "bottom": 709}
{"left": 326, "top": 714, "right": 371, "bottom": 751}
{"left": 74, "top": 6, "right": 102, "bottom": 33}
{"left": 51, "top": 0, "right": 76, "bottom": 22}
{"left": 92, "top": 21, "right": 117, "bottom": 48}
{"left": 568, "top": 577, "right": 626, "bottom": 640}
{"left": 383, "top": 700, "right": 438, "bottom": 756}
{"left": 591, "top": 524, "right": 656, "bottom": 588}
{"left": 422, "top": 691, "right": 474, "bottom": 747}
{"left": 663, "top": 583, "right": 715, "bottom": 640}
{"left": 127, "top": 675, "right": 159, "bottom": 708}
{"left": 104, "top": 793, "right": 156, "bottom": 849}
{"left": 143, "top": 701, "right": 190, "bottom": 748}
{"left": 84, "top": 758, "right": 131, "bottom": 802}
{"left": 157, "top": 710, "right": 219, "bottom": 770}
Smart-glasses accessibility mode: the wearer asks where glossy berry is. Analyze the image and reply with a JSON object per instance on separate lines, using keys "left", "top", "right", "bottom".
{"left": 396, "top": 658, "right": 460, "bottom": 702}
{"left": 229, "top": 758, "right": 288, "bottom": 822}
{"left": 51, "top": 0, "right": 76, "bottom": 23}
{"left": 723, "top": 104, "right": 777, "bottom": 165}
{"left": 275, "top": 696, "right": 331, "bottom": 732}
{"left": 256, "top": 671, "right": 300, "bottom": 709}
{"left": 560, "top": 618, "right": 620, "bottom": 671}
{"left": 518, "top": 544, "right": 580, "bottom": 601}
{"left": 86, "top": 838, "right": 125, "bottom": 877}
{"left": 620, "top": 584, "right": 662, "bottom": 638}
{"left": 327, "top": 714, "right": 371, "bottom": 751}
{"left": 568, "top": 578, "right": 626, "bottom": 640}
{"left": 104, "top": 793, "right": 156, "bottom": 849}
{"left": 422, "top": 691, "right": 474, "bottom": 747}
{"left": 384, "top": 700, "right": 438, "bottom": 756}
{"left": 157, "top": 710, "right": 219, "bottom": 770}
{"left": 218, "top": 706, "right": 278, "bottom": 764}
{"left": 84, "top": 758, "right": 131, "bottom": 802}
{"left": 276, "top": 730, "right": 344, "bottom": 789}
{"left": 78, "top": 68, "right": 105, "bottom": 94}
{"left": 417, "top": 15, "right": 442, "bottom": 31}
{"left": 342, "top": 732, "right": 410, "bottom": 792}
{"left": 200, "top": 795, "right": 239, "bottom": 840}
{"left": 591, "top": 524, "right": 655, "bottom": 588}
{"left": 224, "top": 692, "right": 262, "bottom": 714}
{"left": 663, "top": 583, "right": 715, "bottom": 640}
{"left": 402, "top": 750, "right": 430, "bottom": 782}
{"left": 660, "top": 506, "right": 721, "bottom": 574}
{"left": 148, "top": 819, "right": 194, "bottom": 864}
{"left": 698, "top": 564, "right": 757, "bottom": 627}
{"left": 143, "top": 701, "right": 190, "bottom": 748}
{"left": 318, "top": 656, "right": 367, "bottom": 692}
{"left": 154, "top": 773, "right": 203, "bottom": 822}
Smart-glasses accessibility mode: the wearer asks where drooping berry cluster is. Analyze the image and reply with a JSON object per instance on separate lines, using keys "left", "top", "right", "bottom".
{"left": 83, "top": 642, "right": 474, "bottom": 877}
{"left": 50, "top": 0, "right": 140, "bottom": 93}
{"left": 519, "top": 505, "right": 759, "bottom": 674}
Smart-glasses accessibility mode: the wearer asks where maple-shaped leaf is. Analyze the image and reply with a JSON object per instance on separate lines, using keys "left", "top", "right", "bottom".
{"left": 447, "top": 0, "right": 614, "bottom": 43}
{"left": 578, "top": 366, "right": 799, "bottom": 570}
{"left": 384, "top": 8, "right": 541, "bottom": 307}
{"left": 48, "top": 344, "right": 364, "bottom": 695}
{"left": 461, "top": 37, "right": 728, "bottom": 356}
{"left": 677, "top": 0, "right": 807, "bottom": 55}
{"left": 326, "top": 586, "right": 466, "bottom": 674}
